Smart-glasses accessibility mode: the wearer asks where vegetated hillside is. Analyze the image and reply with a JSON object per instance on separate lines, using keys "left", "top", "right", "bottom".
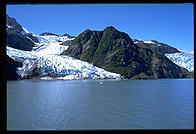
{"left": 61, "top": 26, "right": 192, "bottom": 79}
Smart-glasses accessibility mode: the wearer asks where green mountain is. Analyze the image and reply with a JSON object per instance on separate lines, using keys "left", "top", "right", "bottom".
{"left": 61, "top": 26, "right": 192, "bottom": 79}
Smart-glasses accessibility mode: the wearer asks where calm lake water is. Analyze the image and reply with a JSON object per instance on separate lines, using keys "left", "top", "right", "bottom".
{"left": 7, "top": 79, "right": 194, "bottom": 130}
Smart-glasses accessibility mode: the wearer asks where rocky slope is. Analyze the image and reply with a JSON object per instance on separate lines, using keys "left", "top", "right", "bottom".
{"left": 6, "top": 55, "right": 22, "bottom": 80}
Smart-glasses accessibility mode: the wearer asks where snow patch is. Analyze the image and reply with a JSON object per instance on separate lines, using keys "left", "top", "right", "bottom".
{"left": 21, "top": 26, "right": 36, "bottom": 36}
{"left": 134, "top": 41, "right": 139, "bottom": 44}
{"left": 144, "top": 41, "right": 156, "bottom": 44}
{"left": 22, "top": 27, "right": 31, "bottom": 34}
{"left": 157, "top": 43, "right": 162, "bottom": 46}
{"left": 6, "top": 24, "right": 13, "bottom": 28}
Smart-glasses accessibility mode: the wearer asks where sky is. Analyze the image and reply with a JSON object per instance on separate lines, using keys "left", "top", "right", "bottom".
{"left": 6, "top": 4, "right": 194, "bottom": 51}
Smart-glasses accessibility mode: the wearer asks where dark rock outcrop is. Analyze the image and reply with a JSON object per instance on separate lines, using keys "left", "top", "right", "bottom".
{"left": 7, "top": 55, "right": 22, "bottom": 80}
{"left": 6, "top": 15, "right": 23, "bottom": 33}
{"left": 6, "top": 28, "right": 35, "bottom": 51}
{"left": 62, "top": 33, "right": 75, "bottom": 38}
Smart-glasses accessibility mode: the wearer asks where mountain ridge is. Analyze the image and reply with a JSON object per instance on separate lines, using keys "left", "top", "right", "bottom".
{"left": 6, "top": 15, "right": 194, "bottom": 80}
{"left": 133, "top": 39, "right": 180, "bottom": 54}
{"left": 61, "top": 26, "right": 193, "bottom": 79}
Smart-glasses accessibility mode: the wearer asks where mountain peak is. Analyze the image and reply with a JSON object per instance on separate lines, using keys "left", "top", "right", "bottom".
{"left": 62, "top": 33, "right": 75, "bottom": 38}
{"left": 62, "top": 26, "right": 193, "bottom": 79}
{"left": 40, "top": 32, "right": 59, "bottom": 36}
{"left": 6, "top": 15, "right": 23, "bottom": 33}
{"left": 103, "top": 26, "right": 116, "bottom": 31}
{"left": 84, "top": 29, "right": 92, "bottom": 33}
{"left": 151, "top": 40, "right": 159, "bottom": 43}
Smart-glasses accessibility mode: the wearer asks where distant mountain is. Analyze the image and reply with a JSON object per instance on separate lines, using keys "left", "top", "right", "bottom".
{"left": 40, "top": 32, "right": 59, "bottom": 36}
{"left": 61, "top": 26, "right": 192, "bottom": 79}
{"left": 62, "top": 33, "right": 75, "bottom": 39}
{"left": 40, "top": 32, "right": 75, "bottom": 39}
{"left": 39, "top": 32, "right": 75, "bottom": 44}
{"left": 133, "top": 39, "right": 180, "bottom": 54}
{"left": 133, "top": 39, "right": 194, "bottom": 72}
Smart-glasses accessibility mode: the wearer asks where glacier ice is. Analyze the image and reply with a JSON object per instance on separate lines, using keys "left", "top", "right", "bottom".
{"left": 6, "top": 44, "right": 121, "bottom": 80}
{"left": 16, "top": 54, "right": 121, "bottom": 80}
{"left": 40, "top": 35, "right": 74, "bottom": 43}
{"left": 165, "top": 50, "right": 194, "bottom": 72}
{"left": 33, "top": 42, "right": 69, "bottom": 55}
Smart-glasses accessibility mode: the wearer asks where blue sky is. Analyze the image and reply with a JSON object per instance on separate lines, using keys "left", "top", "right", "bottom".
{"left": 6, "top": 4, "right": 194, "bottom": 51}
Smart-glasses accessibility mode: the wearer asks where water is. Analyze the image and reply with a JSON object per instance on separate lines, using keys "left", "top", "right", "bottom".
{"left": 7, "top": 79, "right": 194, "bottom": 130}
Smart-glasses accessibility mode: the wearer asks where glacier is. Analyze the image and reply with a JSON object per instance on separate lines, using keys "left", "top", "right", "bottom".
{"left": 165, "top": 50, "right": 194, "bottom": 72}
{"left": 40, "top": 34, "right": 74, "bottom": 43}
{"left": 6, "top": 32, "right": 122, "bottom": 80}
{"left": 33, "top": 42, "right": 69, "bottom": 55}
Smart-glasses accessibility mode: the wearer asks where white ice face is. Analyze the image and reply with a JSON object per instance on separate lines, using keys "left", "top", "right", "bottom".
{"left": 165, "top": 50, "right": 194, "bottom": 72}
{"left": 6, "top": 46, "right": 121, "bottom": 80}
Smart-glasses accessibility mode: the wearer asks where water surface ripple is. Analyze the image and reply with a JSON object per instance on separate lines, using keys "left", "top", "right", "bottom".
{"left": 7, "top": 79, "right": 194, "bottom": 130}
